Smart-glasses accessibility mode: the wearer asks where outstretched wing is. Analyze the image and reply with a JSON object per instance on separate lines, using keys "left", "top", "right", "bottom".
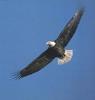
{"left": 15, "top": 48, "right": 56, "bottom": 79}
{"left": 55, "top": 8, "right": 84, "bottom": 47}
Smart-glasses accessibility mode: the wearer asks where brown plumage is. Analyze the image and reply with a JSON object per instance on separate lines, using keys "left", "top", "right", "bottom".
{"left": 14, "top": 8, "right": 84, "bottom": 79}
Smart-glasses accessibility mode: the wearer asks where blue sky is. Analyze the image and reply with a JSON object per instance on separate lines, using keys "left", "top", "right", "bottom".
{"left": 0, "top": 0, "right": 95, "bottom": 100}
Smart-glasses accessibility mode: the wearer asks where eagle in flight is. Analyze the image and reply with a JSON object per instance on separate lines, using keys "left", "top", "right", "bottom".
{"left": 14, "top": 8, "right": 84, "bottom": 79}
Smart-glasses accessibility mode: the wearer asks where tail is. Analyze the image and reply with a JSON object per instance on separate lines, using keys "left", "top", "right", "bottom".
{"left": 58, "top": 50, "right": 73, "bottom": 65}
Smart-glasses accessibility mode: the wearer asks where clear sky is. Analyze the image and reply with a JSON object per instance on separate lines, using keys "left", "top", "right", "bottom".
{"left": 0, "top": 0, "right": 95, "bottom": 100}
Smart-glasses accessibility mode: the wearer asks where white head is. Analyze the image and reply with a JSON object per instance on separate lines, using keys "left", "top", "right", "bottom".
{"left": 46, "top": 41, "right": 56, "bottom": 47}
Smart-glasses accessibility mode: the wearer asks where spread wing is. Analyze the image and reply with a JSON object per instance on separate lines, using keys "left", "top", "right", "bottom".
{"left": 55, "top": 8, "right": 84, "bottom": 47}
{"left": 15, "top": 48, "right": 56, "bottom": 79}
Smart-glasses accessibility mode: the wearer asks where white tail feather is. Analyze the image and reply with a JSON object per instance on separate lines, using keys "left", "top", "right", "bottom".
{"left": 58, "top": 50, "right": 73, "bottom": 65}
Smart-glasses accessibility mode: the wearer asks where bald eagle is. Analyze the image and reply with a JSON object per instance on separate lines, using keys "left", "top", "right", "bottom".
{"left": 14, "top": 8, "right": 84, "bottom": 79}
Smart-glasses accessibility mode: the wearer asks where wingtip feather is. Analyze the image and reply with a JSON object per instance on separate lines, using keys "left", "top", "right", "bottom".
{"left": 11, "top": 71, "right": 23, "bottom": 80}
